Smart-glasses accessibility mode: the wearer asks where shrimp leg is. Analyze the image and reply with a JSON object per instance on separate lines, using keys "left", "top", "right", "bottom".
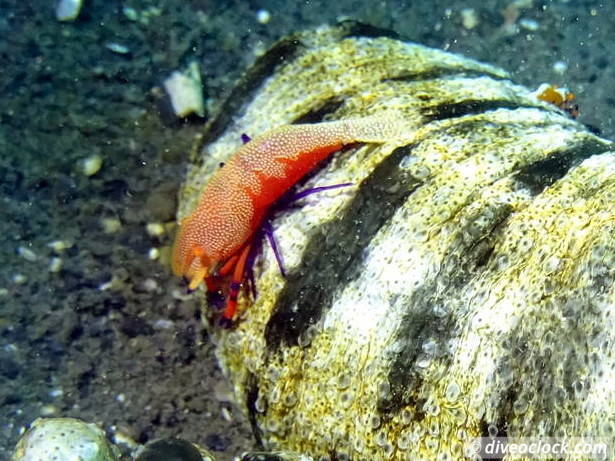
{"left": 220, "top": 243, "right": 253, "bottom": 326}
{"left": 219, "top": 254, "right": 240, "bottom": 277}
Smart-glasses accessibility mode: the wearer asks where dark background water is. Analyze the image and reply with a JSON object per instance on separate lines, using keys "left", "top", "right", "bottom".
{"left": 1, "top": 1, "right": 613, "bottom": 459}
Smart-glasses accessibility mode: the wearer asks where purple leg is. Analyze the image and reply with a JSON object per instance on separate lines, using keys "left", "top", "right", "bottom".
{"left": 247, "top": 268, "right": 257, "bottom": 298}
{"left": 245, "top": 243, "right": 259, "bottom": 298}
{"left": 287, "top": 182, "right": 353, "bottom": 202}
{"left": 231, "top": 182, "right": 353, "bottom": 302}
{"left": 262, "top": 221, "right": 286, "bottom": 278}
{"left": 241, "top": 133, "right": 251, "bottom": 144}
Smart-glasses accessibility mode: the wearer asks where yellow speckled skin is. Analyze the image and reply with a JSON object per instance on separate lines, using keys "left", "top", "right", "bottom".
{"left": 176, "top": 24, "right": 615, "bottom": 461}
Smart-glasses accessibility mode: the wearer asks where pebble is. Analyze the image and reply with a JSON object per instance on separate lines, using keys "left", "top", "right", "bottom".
{"left": 142, "top": 278, "right": 158, "bottom": 292}
{"left": 98, "top": 280, "right": 113, "bottom": 291}
{"left": 552, "top": 60, "right": 568, "bottom": 74}
{"left": 17, "top": 246, "right": 37, "bottom": 262}
{"left": 519, "top": 18, "right": 539, "bottom": 31}
{"left": 105, "top": 42, "right": 130, "bottom": 55}
{"left": 460, "top": 8, "right": 479, "bottom": 29}
{"left": 39, "top": 405, "right": 58, "bottom": 416}
{"left": 112, "top": 429, "right": 139, "bottom": 451}
{"left": 47, "top": 240, "right": 73, "bottom": 253}
{"left": 81, "top": 154, "right": 103, "bottom": 176}
{"left": 48, "top": 257, "right": 63, "bottom": 273}
{"left": 122, "top": 6, "right": 138, "bottom": 21}
{"left": 256, "top": 9, "right": 271, "bottom": 24}
{"left": 101, "top": 217, "right": 122, "bottom": 234}
{"left": 146, "top": 222, "right": 165, "bottom": 237}
{"left": 220, "top": 408, "right": 233, "bottom": 423}
{"left": 49, "top": 388, "right": 64, "bottom": 398}
{"left": 153, "top": 319, "right": 174, "bottom": 330}
{"left": 56, "top": 0, "right": 82, "bottom": 21}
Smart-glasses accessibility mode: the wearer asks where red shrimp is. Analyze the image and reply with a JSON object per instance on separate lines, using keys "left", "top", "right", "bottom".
{"left": 172, "top": 113, "right": 408, "bottom": 322}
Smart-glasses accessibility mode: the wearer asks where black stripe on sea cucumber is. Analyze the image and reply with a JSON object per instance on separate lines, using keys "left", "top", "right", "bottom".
{"left": 513, "top": 136, "right": 613, "bottom": 195}
{"left": 378, "top": 135, "right": 612, "bottom": 417}
{"left": 199, "top": 37, "right": 304, "bottom": 147}
{"left": 482, "top": 189, "right": 615, "bottom": 439}
{"left": 337, "top": 19, "right": 401, "bottom": 40}
{"left": 421, "top": 99, "right": 547, "bottom": 122}
{"left": 379, "top": 199, "right": 515, "bottom": 416}
{"left": 199, "top": 21, "right": 398, "bottom": 149}
{"left": 261, "top": 113, "right": 568, "bottom": 352}
{"left": 291, "top": 98, "right": 346, "bottom": 125}
{"left": 245, "top": 372, "right": 264, "bottom": 448}
{"left": 264, "top": 143, "right": 423, "bottom": 351}
{"left": 383, "top": 67, "right": 509, "bottom": 84}
{"left": 240, "top": 452, "right": 295, "bottom": 461}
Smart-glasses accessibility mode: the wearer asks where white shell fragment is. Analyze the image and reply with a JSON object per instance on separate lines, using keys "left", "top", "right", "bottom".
{"left": 55, "top": 0, "right": 83, "bottom": 22}
{"left": 163, "top": 61, "right": 205, "bottom": 118}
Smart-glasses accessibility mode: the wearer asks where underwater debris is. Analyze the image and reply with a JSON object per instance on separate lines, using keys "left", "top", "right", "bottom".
{"left": 534, "top": 83, "right": 579, "bottom": 118}
{"left": 163, "top": 62, "right": 205, "bottom": 118}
